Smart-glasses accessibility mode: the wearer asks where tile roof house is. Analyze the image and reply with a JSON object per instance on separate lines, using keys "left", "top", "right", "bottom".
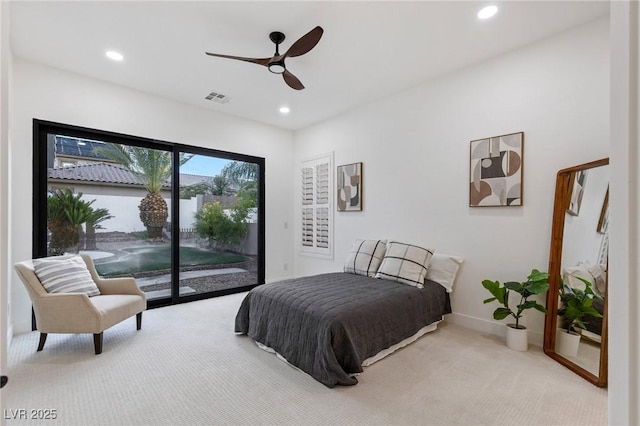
{"left": 48, "top": 136, "right": 211, "bottom": 191}
{"left": 48, "top": 162, "right": 161, "bottom": 188}
{"left": 47, "top": 137, "right": 238, "bottom": 231}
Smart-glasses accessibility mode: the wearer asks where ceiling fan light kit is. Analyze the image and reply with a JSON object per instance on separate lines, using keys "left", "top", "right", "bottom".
{"left": 206, "top": 26, "right": 323, "bottom": 90}
{"left": 268, "top": 62, "right": 286, "bottom": 74}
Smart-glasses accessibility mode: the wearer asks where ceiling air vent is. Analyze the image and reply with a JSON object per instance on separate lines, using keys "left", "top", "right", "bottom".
{"left": 205, "top": 91, "right": 231, "bottom": 104}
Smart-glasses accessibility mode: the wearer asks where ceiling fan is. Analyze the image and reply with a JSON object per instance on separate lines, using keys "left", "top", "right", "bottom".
{"left": 205, "top": 26, "right": 323, "bottom": 90}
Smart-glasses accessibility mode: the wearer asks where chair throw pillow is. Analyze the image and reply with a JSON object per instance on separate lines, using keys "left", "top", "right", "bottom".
{"left": 344, "top": 239, "right": 387, "bottom": 277}
{"left": 425, "top": 253, "right": 464, "bottom": 293}
{"left": 33, "top": 255, "right": 100, "bottom": 297}
{"left": 375, "top": 241, "right": 434, "bottom": 288}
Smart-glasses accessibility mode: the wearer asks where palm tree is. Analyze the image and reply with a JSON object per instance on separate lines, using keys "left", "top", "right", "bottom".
{"left": 97, "top": 144, "right": 191, "bottom": 239}
{"left": 179, "top": 175, "right": 233, "bottom": 199}
{"left": 221, "top": 161, "right": 258, "bottom": 184}
{"left": 211, "top": 175, "right": 234, "bottom": 196}
{"left": 222, "top": 161, "right": 259, "bottom": 206}
{"left": 47, "top": 189, "right": 94, "bottom": 255}
{"left": 84, "top": 208, "right": 114, "bottom": 250}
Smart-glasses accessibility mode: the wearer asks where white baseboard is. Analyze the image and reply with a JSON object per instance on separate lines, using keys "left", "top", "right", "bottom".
{"left": 11, "top": 318, "right": 32, "bottom": 336}
{"left": 445, "top": 312, "right": 544, "bottom": 347}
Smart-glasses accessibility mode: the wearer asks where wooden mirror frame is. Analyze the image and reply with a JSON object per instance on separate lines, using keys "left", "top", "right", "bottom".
{"left": 544, "top": 158, "right": 609, "bottom": 387}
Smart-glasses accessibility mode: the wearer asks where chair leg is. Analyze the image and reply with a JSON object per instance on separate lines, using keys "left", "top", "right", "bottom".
{"left": 37, "top": 333, "right": 47, "bottom": 352}
{"left": 136, "top": 312, "right": 142, "bottom": 330}
{"left": 93, "top": 333, "right": 103, "bottom": 355}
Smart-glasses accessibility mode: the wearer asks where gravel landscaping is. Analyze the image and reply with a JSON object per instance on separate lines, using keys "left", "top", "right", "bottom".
{"left": 141, "top": 271, "right": 258, "bottom": 294}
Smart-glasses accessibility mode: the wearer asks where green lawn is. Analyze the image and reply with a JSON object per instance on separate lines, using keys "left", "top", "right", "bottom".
{"left": 95, "top": 246, "right": 248, "bottom": 277}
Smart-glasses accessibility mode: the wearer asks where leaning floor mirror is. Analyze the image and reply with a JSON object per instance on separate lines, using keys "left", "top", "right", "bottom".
{"left": 544, "top": 158, "right": 609, "bottom": 387}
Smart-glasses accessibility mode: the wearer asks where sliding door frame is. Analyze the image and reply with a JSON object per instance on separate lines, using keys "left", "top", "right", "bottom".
{"left": 33, "top": 119, "right": 265, "bottom": 309}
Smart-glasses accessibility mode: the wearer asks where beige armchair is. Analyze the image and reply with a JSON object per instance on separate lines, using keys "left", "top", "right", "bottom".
{"left": 14, "top": 254, "right": 146, "bottom": 354}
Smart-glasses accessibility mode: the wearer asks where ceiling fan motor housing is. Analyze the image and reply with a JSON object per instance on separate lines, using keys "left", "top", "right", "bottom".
{"left": 268, "top": 31, "right": 286, "bottom": 73}
{"left": 269, "top": 31, "right": 286, "bottom": 45}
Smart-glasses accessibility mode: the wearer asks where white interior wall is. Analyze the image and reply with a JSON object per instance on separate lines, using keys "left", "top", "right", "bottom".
{"left": 609, "top": 2, "right": 639, "bottom": 424}
{"left": 2, "top": 6, "right": 638, "bottom": 424}
{"left": 8, "top": 59, "right": 296, "bottom": 334}
{"left": 561, "top": 165, "right": 609, "bottom": 269}
{"left": 294, "top": 18, "right": 610, "bottom": 346}
{"left": 0, "top": 1, "right": 10, "bottom": 401}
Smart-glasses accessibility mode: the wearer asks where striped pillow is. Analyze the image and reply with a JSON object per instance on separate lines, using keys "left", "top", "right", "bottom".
{"left": 375, "top": 241, "right": 434, "bottom": 288}
{"left": 33, "top": 256, "right": 100, "bottom": 297}
{"left": 344, "top": 239, "right": 387, "bottom": 277}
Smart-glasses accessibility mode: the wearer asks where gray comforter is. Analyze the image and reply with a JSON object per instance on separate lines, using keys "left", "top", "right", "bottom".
{"left": 235, "top": 272, "right": 451, "bottom": 387}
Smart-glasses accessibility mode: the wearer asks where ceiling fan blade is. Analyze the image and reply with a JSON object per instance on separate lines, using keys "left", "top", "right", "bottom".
{"left": 284, "top": 26, "right": 324, "bottom": 58}
{"left": 283, "top": 69, "right": 305, "bottom": 90}
{"left": 205, "top": 52, "right": 271, "bottom": 67}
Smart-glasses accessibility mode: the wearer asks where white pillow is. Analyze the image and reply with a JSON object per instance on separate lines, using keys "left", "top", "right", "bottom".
{"left": 344, "top": 239, "right": 387, "bottom": 277}
{"left": 425, "top": 253, "right": 464, "bottom": 293}
{"left": 375, "top": 241, "right": 434, "bottom": 288}
{"left": 563, "top": 265, "right": 593, "bottom": 291}
{"left": 563, "top": 262, "right": 607, "bottom": 296}
{"left": 587, "top": 263, "right": 607, "bottom": 296}
{"left": 33, "top": 255, "right": 100, "bottom": 297}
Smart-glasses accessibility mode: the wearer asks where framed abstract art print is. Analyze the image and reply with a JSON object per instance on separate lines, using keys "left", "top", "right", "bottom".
{"left": 469, "top": 132, "right": 523, "bottom": 207}
{"left": 337, "top": 162, "right": 362, "bottom": 211}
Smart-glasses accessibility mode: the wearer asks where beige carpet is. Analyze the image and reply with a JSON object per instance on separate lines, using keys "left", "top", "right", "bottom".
{"left": 2, "top": 292, "right": 607, "bottom": 425}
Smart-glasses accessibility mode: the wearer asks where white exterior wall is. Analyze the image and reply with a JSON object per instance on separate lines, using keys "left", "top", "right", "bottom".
{"left": 52, "top": 182, "right": 201, "bottom": 233}
{"left": 78, "top": 194, "right": 163, "bottom": 234}
{"left": 294, "top": 19, "right": 610, "bottom": 346}
{"left": 179, "top": 197, "right": 198, "bottom": 230}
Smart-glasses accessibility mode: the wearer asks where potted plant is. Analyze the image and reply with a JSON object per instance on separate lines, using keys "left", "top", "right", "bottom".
{"left": 482, "top": 269, "right": 550, "bottom": 351}
{"left": 556, "top": 276, "right": 603, "bottom": 357}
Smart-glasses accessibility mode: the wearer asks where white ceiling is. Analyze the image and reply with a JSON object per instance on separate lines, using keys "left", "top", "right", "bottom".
{"left": 9, "top": 1, "right": 609, "bottom": 131}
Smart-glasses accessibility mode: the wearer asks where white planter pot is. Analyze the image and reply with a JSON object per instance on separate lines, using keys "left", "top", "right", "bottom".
{"left": 505, "top": 324, "right": 528, "bottom": 351}
{"left": 556, "top": 329, "right": 581, "bottom": 357}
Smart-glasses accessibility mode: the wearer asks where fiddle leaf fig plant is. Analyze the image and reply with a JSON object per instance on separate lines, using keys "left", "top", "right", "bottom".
{"left": 558, "top": 276, "right": 603, "bottom": 334}
{"left": 482, "top": 269, "right": 550, "bottom": 329}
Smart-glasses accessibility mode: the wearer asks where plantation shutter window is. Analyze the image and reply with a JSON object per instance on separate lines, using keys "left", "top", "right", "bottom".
{"left": 300, "top": 153, "right": 333, "bottom": 258}
{"left": 301, "top": 166, "right": 314, "bottom": 247}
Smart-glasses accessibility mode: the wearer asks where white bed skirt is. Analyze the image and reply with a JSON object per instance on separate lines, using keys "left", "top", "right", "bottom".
{"left": 254, "top": 317, "right": 443, "bottom": 374}
{"left": 361, "top": 319, "right": 441, "bottom": 367}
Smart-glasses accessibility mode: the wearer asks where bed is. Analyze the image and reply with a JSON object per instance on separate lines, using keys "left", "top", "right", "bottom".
{"left": 235, "top": 239, "right": 461, "bottom": 387}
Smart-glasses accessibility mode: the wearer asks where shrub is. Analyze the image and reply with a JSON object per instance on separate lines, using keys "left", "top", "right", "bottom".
{"left": 47, "top": 189, "right": 108, "bottom": 255}
{"left": 194, "top": 201, "right": 248, "bottom": 250}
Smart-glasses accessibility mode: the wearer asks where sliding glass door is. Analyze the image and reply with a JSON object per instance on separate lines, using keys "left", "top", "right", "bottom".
{"left": 34, "top": 120, "right": 264, "bottom": 308}
{"left": 176, "top": 153, "right": 259, "bottom": 299}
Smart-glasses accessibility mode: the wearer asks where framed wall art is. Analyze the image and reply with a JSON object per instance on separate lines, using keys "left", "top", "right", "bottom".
{"left": 566, "top": 169, "right": 588, "bottom": 216}
{"left": 469, "top": 132, "right": 523, "bottom": 207}
{"left": 597, "top": 186, "right": 609, "bottom": 233}
{"left": 337, "top": 162, "right": 362, "bottom": 211}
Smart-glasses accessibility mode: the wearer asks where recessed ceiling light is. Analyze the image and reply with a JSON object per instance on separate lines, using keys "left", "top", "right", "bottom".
{"left": 105, "top": 50, "right": 124, "bottom": 61}
{"left": 477, "top": 5, "right": 498, "bottom": 20}
{"left": 279, "top": 106, "right": 290, "bottom": 114}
